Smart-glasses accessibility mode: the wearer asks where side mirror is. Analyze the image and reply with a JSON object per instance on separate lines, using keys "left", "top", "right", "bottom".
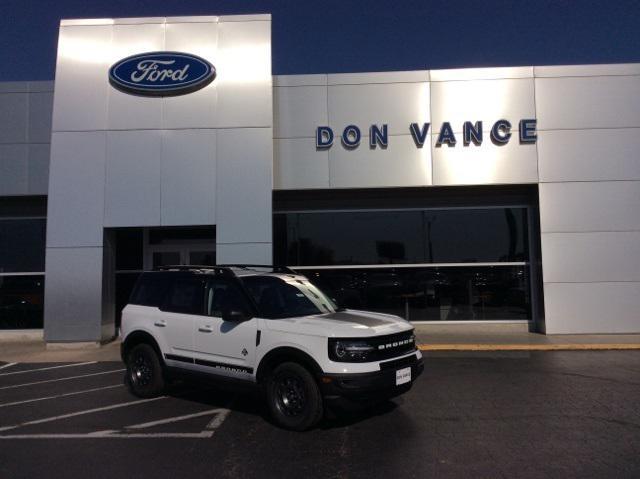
{"left": 222, "top": 309, "right": 250, "bottom": 322}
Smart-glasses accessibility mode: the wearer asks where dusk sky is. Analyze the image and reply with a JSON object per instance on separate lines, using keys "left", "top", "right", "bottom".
{"left": 2, "top": 0, "right": 640, "bottom": 81}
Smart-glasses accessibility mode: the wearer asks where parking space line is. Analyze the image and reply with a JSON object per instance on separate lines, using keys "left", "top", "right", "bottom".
{"left": 0, "top": 432, "right": 215, "bottom": 439}
{"left": 0, "top": 396, "right": 165, "bottom": 432}
{"left": 0, "top": 384, "right": 123, "bottom": 408}
{"left": 206, "top": 408, "right": 230, "bottom": 431}
{"left": 126, "top": 408, "right": 228, "bottom": 430}
{"left": 0, "top": 361, "right": 97, "bottom": 377}
{"left": 0, "top": 407, "right": 231, "bottom": 440}
{"left": 0, "top": 363, "right": 17, "bottom": 371}
{"left": 0, "top": 368, "right": 125, "bottom": 391}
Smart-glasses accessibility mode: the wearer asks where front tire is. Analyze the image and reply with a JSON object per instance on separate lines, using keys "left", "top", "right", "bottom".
{"left": 125, "top": 343, "right": 165, "bottom": 398}
{"left": 266, "top": 362, "right": 323, "bottom": 431}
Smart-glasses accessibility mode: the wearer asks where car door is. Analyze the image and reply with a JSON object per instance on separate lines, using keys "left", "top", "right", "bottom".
{"left": 156, "top": 275, "right": 205, "bottom": 370}
{"left": 192, "top": 278, "right": 258, "bottom": 381}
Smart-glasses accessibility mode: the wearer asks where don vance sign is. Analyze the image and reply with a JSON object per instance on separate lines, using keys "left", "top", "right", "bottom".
{"left": 316, "top": 120, "right": 537, "bottom": 149}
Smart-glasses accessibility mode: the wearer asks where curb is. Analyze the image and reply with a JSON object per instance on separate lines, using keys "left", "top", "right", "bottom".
{"left": 418, "top": 344, "right": 640, "bottom": 351}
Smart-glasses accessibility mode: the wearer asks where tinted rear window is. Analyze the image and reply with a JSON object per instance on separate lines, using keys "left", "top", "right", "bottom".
{"left": 130, "top": 273, "right": 172, "bottom": 307}
{"left": 163, "top": 278, "right": 205, "bottom": 315}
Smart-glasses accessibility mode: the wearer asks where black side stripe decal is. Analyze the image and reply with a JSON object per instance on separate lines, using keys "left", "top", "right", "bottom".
{"left": 165, "top": 354, "right": 193, "bottom": 364}
{"left": 194, "top": 358, "right": 253, "bottom": 375}
{"left": 164, "top": 353, "right": 252, "bottom": 374}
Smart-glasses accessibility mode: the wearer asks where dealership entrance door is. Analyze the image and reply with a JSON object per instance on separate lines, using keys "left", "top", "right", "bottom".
{"left": 145, "top": 244, "right": 216, "bottom": 269}
{"left": 143, "top": 227, "right": 216, "bottom": 269}
{"left": 114, "top": 226, "right": 216, "bottom": 329}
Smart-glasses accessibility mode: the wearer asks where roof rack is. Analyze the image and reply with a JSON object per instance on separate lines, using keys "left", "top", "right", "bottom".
{"left": 154, "top": 264, "right": 299, "bottom": 276}
{"left": 156, "top": 265, "right": 215, "bottom": 271}
{"left": 155, "top": 265, "right": 235, "bottom": 277}
{"left": 217, "top": 264, "right": 299, "bottom": 275}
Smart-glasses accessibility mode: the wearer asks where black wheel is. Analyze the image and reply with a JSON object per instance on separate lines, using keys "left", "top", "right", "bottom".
{"left": 125, "top": 343, "right": 165, "bottom": 398}
{"left": 266, "top": 362, "right": 323, "bottom": 431}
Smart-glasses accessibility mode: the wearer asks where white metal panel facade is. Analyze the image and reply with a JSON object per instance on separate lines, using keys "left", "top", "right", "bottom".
{"left": 431, "top": 132, "right": 538, "bottom": 185}
{"left": 539, "top": 182, "right": 640, "bottom": 233}
{"left": 535, "top": 70, "right": 640, "bottom": 333}
{"left": 160, "top": 129, "right": 217, "bottom": 226}
{"left": 328, "top": 82, "right": 430, "bottom": 136}
{"left": 430, "top": 78, "right": 535, "bottom": 134}
{"left": 537, "top": 128, "right": 640, "bottom": 183}
{"left": 47, "top": 131, "right": 107, "bottom": 247}
{"left": 272, "top": 64, "right": 640, "bottom": 334}
{"left": 0, "top": 82, "right": 53, "bottom": 197}
{"left": 0, "top": 144, "right": 28, "bottom": 194}
{"left": 329, "top": 135, "right": 431, "bottom": 188}
{"left": 1, "top": 17, "right": 639, "bottom": 336}
{"left": 273, "top": 138, "right": 330, "bottom": 189}
{"left": 43, "top": 15, "right": 273, "bottom": 341}
{"left": 104, "top": 130, "right": 163, "bottom": 227}
{"left": 535, "top": 76, "right": 640, "bottom": 130}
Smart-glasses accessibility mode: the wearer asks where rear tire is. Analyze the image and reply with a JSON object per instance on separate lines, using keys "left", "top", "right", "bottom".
{"left": 266, "top": 362, "right": 323, "bottom": 431}
{"left": 125, "top": 343, "right": 165, "bottom": 398}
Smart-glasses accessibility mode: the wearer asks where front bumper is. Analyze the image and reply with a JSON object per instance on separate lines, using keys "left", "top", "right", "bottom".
{"left": 320, "top": 352, "right": 424, "bottom": 406}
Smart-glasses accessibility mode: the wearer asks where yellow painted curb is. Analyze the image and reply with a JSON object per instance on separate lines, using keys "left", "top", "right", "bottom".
{"left": 418, "top": 343, "right": 640, "bottom": 351}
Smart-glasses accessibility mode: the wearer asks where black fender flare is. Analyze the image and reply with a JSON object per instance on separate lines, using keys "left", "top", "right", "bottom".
{"left": 256, "top": 347, "right": 324, "bottom": 384}
{"left": 121, "top": 330, "right": 164, "bottom": 365}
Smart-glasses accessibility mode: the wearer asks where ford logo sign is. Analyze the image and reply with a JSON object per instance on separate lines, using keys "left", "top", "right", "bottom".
{"left": 108, "top": 51, "right": 216, "bottom": 97}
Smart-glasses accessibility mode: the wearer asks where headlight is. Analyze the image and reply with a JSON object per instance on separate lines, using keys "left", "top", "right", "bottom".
{"left": 328, "top": 339, "right": 375, "bottom": 362}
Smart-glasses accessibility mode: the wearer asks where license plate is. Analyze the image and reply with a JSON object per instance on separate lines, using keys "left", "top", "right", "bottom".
{"left": 396, "top": 367, "right": 411, "bottom": 385}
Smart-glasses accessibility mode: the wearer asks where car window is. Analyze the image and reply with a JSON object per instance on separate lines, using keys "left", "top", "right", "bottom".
{"left": 162, "top": 278, "right": 205, "bottom": 315}
{"left": 205, "top": 280, "right": 250, "bottom": 318}
{"left": 241, "top": 276, "right": 337, "bottom": 319}
{"left": 130, "top": 273, "right": 172, "bottom": 307}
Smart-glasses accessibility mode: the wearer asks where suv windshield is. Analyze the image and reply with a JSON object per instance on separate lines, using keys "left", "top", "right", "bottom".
{"left": 241, "top": 275, "right": 339, "bottom": 319}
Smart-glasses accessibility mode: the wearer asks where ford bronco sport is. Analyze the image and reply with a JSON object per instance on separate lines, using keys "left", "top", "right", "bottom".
{"left": 120, "top": 265, "right": 423, "bottom": 431}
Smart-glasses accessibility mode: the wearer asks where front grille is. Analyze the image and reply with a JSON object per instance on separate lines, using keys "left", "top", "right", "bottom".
{"left": 370, "top": 330, "right": 416, "bottom": 361}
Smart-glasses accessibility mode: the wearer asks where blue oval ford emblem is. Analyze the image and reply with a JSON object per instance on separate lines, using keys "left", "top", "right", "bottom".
{"left": 108, "top": 51, "right": 216, "bottom": 97}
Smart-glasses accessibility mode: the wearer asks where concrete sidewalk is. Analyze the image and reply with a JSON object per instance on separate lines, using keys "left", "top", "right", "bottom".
{"left": 0, "top": 339, "right": 122, "bottom": 363}
{"left": 1, "top": 327, "right": 640, "bottom": 363}
{"left": 414, "top": 326, "right": 640, "bottom": 351}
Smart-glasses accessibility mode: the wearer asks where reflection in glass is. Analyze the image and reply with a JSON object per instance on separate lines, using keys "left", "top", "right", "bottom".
{"left": 0, "top": 275, "right": 44, "bottom": 329}
{"left": 149, "top": 227, "right": 215, "bottom": 245}
{"left": 274, "top": 208, "right": 528, "bottom": 266}
{"left": 115, "top": 229, "right": 143, "bottom": 271}
{"left": 152, "top": 252, "right": 181, "bottom": 269}
{"left": 0, "top": 219, "right": 46, "bottom": 273}
{"left": 301, "top": 266, "right": 530, "bottom": 321}
{"left": 190, "top": 251, "right": 216, "bottom": 266}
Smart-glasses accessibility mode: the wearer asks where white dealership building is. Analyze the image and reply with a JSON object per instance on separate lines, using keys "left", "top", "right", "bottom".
{"left": 0, "top": 14, "right": 639, "bottom": 343}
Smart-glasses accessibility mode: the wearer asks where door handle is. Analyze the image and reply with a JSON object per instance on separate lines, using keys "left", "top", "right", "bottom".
{"left": 154, "top": 320, "right": 167, "bottom": 328}
{"left": 198, "top": 325, "right": 213, "bottom": 333}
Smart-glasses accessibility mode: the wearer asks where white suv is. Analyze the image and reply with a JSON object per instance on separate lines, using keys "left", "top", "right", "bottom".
{"left": 120, "top": 265, "right": 423, "bottom": 431}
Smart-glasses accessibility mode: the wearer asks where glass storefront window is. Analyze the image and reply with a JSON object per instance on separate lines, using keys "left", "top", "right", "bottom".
{"left": 301, "top": 266, "right": 530, "bottom": 321}
{"left": 189, "top": 251, "right": 215, "bottom": 266}
{"left": 115, "top": 229, "right": 143, "bottom": 271}
{"left": 0, "top": 275, "right": 44, "bottom": 329}
{"left": 0, "top": 218, "right": 46, "bottom": 329}
{"left": 274, "top": 206, "right": 534, "bottom": 321}
{"left": 274, "top": 208, "right": 528, "bottom": 266}
{"left": 0, "top": 219, "right": 46, "bottom": 273}
{"left": 148, "top": 226, "right": 215, "bottom": 245}
{"left": 424, "top": 208, "right": 528, "bottom": 263}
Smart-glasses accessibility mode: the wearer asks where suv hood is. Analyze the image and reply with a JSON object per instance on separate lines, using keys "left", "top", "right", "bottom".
{"left": 264, "top": 309, "right": 413, "bottom": 338}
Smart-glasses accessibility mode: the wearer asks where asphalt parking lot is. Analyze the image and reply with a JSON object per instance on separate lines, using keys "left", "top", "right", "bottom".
{"left": 0, "top": 351, "right": 639, "bottom": 479}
